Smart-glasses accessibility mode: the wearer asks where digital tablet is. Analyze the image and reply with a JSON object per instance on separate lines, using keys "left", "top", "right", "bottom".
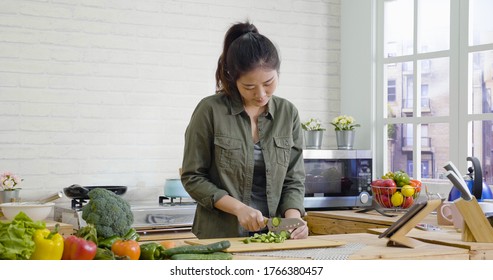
{"left": 378, "top": 200, "right": 428, "bottom": 239}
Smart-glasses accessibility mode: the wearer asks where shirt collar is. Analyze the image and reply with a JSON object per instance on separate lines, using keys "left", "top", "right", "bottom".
{"left": 229, "top": 90, "right": 275, "bottom": 120}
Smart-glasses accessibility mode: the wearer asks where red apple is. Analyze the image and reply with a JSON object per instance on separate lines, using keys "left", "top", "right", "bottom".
{"left": 375, "top": 193, "right": 393, "bottom": 208}
{"left": 401, "top": 196, "right": 414, "bottom": 209}
{"left": 382, "top": 179, "right": 397, "bottom": 195}
{"left": 371, "top": 179, "right": 385, "bottom": 186}
{"left": 371, "top": 179, "right": 385, "bottom": 195}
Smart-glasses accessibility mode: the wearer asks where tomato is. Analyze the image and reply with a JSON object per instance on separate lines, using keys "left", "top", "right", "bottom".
{"left": 111, "top": 239, "right": 141, "bottom": 260}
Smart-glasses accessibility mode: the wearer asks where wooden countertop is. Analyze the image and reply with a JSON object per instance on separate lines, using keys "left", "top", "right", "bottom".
{"left": 307, "top": 209, "right": 438, "bottom": 225}
{"left": 306, "top": 209, "right": 493, "bottom": 260}
{"left": 305, "top": 209, "right": 438, "bottom": 235}
{"left": 178, "top": 233, "right": 469, "bottom": 260}
{"left": 367, "top": 227, "right": 493, "bottom": 260}
{"left": 314, "top": 233, "right": 469, "bottom": 260}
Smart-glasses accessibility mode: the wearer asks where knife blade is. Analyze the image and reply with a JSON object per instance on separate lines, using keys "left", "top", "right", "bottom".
{"left": 445, "top": 170, "right": 473, "bottom": 201}
{"left": 264, "top": 217, "right": 304, "bottom": 234}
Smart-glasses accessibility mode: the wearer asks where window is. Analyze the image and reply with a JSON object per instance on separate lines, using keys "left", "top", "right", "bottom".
{"left": 387, "top": 79, "right": 396, "bottom": 102}
{"left": 377, "top": 0, "right": 493, "bottom": 184}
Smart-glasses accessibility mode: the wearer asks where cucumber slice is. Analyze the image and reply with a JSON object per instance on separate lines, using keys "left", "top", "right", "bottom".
{"left": 271, "top": 217, "right": 281, "bottom": 227}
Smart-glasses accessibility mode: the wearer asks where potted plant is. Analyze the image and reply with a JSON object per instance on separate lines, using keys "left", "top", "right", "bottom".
{"left": 301, "top": 118, "right": 325, "bottom": 149}
{"left": 330, "top": 115, "right": 360, "bottom": 149}
{"left": 0, "top": 172, "right": 23, "bottom": 203}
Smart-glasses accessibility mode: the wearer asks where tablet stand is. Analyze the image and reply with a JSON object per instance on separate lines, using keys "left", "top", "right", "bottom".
{"left": 454, "top": 197, "right": 493, "bottom": 243}
{"left": 385, "top": 199, "right": 442, "bottom": 248}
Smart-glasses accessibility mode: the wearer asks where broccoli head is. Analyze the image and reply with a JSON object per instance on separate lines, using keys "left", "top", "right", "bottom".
{"left": 81, "top": 188, "right": 134, "bottom": 239}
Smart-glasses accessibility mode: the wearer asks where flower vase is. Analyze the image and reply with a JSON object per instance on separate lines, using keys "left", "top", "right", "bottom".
{"left": 336, "top": 130, "right": 355, "bottom": 150}
{"left": 0, "top": 188, "right": 21, "bottom": 203}
{"left": 304, "top": 130, "right": 323, "bottom": 149}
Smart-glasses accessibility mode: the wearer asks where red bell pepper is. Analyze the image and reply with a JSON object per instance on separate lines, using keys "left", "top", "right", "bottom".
{"left": 62, "top": 235, "right": 97, "bottom": 260}
{"left": 409, "top": 179, "right": 422, "bottom": 192}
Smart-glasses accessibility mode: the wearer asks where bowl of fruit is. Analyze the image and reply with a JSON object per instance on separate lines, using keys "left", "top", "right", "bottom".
{"left": 371, "top": 171, "right": 422, "bottom": 210}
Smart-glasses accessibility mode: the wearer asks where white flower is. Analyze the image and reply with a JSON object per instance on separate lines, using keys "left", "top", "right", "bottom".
{"left": 301, "top": 118, "right": 326, "bottom": 131}
{"left": 331, "top": 115, "right": 361, "bottom": 131}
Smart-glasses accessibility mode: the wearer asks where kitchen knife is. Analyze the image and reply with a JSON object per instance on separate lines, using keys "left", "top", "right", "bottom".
{"left": 264, "top": 217, "right": 305, "bottom": 234}
{"left": 445, "top": 170, "right": 473, "bottom": 201}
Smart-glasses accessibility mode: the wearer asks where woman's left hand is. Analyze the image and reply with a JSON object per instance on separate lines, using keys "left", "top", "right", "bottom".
{"left": 284, "top": 209, "right": 309, "bottom": 239}
{"left": 289, "top": 220, "right": 308, "bottom": 239}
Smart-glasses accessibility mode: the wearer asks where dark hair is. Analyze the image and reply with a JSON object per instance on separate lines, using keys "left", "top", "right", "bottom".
{"left": 215, "top": 21, "right": 281, "bottom": 95}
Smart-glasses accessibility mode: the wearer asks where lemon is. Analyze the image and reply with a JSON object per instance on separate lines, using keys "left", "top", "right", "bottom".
{"left": 391, "top": 192, "right": 404, "bottom": 207}
{"left": 401, "top": 185, "right": 415, "bottom": 197}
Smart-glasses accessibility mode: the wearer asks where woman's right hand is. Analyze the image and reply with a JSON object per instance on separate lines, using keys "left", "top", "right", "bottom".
{"left": 214, "top": 195, "right": 266, "bottom": 232}
{"left": 236, "top": 205, "right": 266, "bottom": 232}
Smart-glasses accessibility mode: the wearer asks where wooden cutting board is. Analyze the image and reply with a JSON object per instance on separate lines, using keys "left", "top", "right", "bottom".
{"left": 185, "top": 236, "right": 346, "bottom": 252}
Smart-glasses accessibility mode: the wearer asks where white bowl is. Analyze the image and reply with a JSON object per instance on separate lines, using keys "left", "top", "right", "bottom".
{"left": 0, "top": 202, "right": 54, "bottom": 221}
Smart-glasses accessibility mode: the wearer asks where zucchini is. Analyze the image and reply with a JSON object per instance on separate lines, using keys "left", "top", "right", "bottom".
{"left": 161, "top": 240, "right": 231, "bottom": 258}
{"left": 171, "top": 252, "right": 233, "bottom": 260}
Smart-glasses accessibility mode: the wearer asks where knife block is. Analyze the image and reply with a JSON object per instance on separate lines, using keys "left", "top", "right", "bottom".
{"left": 386, "top": 199, "right": 442, "bottom": 249}
{"left": 454, "top": 197, "right": 493, "bottom": 243}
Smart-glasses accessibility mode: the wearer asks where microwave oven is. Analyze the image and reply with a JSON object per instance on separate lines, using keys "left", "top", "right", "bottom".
{"left": 303, "top": 149, "right": 373, "bottom": 209}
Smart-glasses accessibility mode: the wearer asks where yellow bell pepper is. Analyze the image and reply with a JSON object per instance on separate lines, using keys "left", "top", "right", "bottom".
{"left": 30, "top": 224, "right": 64, "bottom": 260}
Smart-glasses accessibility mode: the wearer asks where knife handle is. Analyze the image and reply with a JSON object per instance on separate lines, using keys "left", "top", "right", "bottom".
{"left": 445, "top": 171, "right": 473, "bottom": 201}
{"left": 444, "top": 161, "right": 466, "bottom": 181}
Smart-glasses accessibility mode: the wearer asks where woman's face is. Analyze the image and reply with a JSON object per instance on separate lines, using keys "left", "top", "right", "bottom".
{"left": 236, "top": 68, "right": 278, "bottom": 108}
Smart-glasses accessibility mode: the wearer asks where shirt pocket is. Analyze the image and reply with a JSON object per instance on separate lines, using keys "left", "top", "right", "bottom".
{"left": 214, "top": 136, "right": 242, "bottom": 169}
{"left": 274, "top": 136, "right": 293, "bottom": 167}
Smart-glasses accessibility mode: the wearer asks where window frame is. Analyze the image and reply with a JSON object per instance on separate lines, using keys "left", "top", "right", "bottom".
{"left": 375, "top": 0, "right": 452, "bottom": 180}
{"left": 375, "top": 0, "right": 493, "bottom": 181}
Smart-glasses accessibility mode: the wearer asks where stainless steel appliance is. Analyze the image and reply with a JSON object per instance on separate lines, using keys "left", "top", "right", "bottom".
{"left": 303, "top": 149, "right": 373, "bottom": 209}
{"left": 54, "top": 195, "right": 196, "bottom": 234}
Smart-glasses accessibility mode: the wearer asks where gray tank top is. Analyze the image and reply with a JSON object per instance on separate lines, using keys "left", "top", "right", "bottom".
{"left": 250, "top": 142, "right": 268, "bottom": 216}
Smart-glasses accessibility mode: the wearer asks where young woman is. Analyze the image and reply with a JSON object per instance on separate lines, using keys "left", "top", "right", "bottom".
{"left": 181, "top": 21, "right": 308, "bottom": 239}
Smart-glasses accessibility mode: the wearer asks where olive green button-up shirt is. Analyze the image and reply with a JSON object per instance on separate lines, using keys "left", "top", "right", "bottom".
{"left": 181, "top": 90, "right": 306, "bottom": 239}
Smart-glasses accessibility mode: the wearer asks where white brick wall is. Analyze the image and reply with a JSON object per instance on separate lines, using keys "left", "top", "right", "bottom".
{"left": 0, "top": 0, "right": 340, "bottom": 202}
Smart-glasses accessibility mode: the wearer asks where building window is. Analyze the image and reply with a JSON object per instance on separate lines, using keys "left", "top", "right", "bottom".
{"left": 387, "top": 79, "right": 396, "bottom": 102}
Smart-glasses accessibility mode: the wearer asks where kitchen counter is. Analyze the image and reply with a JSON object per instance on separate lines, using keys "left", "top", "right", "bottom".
{"left": 137, "top": 230, "right": 196, "bottom": 242}
{"left": 180, "top": 233, "right": 469, "bottom": 260}
{"left": 367, "top": 227, "right": 493, "bottom": 260}
{"left": 305, "top": 209, "right": 437, "bottom": 235}
{"left": 305, "top": 208, "right": 493, "bottom": 260}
